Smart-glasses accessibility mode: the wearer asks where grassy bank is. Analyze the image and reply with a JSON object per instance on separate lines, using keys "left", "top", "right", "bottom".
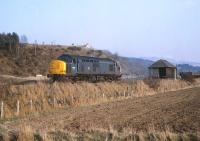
{"left": 0, "top": 79, "right": 199, "bottom": 118}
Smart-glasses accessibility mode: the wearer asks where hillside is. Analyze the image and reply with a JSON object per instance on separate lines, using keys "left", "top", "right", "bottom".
{"left": 177, "top": 64, "right": 200, "bottom": 72}
{"left": 0, "top": 44, "right": 108, "bottom": 76}
{"left": 0, "top": 44, "right": 152, "bottom": 77}
{"left": 117, "top": 57, "right": 153, "bottom": 76}
{"left": 1, "top": 44, "right": 199, "bottom": 78}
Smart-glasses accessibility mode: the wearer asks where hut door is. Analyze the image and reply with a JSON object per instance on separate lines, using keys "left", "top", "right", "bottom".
{"left": 159, "top": 68, "right": 166, "bottom": 78}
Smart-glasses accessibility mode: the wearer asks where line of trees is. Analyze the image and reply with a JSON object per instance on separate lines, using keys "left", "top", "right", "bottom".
{"left": 0, "top": 32, "right": 19, "bottom": 52}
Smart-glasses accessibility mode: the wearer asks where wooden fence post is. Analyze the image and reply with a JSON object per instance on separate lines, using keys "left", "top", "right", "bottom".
{"left": 16, "top": 100, "right": 20, "bottom": 116}
{"left": 54, "top": 96, "right": 56, "bottom": 107}
{"left": 30, "top": 99, "right": 33, "bottom": 110}
{"left": 1, "top": 101, "right": 4, "bottom": 119}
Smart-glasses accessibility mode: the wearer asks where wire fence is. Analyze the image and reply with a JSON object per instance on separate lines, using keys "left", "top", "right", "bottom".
{"left": 0, "top": 90, "right": 134, "bottom": 119}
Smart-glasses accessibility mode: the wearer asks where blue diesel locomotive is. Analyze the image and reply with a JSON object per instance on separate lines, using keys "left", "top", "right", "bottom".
{"left": 48, "top": 54, "right": 121, "bottom": 81}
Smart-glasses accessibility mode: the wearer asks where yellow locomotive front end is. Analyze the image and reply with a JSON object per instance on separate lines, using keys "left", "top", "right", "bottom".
{"left": 47, "top": 60, "right": 66, "bottom": 79}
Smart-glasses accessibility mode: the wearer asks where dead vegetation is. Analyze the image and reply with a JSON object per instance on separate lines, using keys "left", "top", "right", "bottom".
{"left": 0, "top": 78, "right": 199, "bottom": 118}
{"left": 1, "top": 80, "right": 200, "bottom": 141}
{"left": 1, "top": 124, "right": 199, "bottom": 141}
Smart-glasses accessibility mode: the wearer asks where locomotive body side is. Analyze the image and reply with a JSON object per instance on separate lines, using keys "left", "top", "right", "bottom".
{"left": 48, "top": 54, "right": 121, "bottom": 81}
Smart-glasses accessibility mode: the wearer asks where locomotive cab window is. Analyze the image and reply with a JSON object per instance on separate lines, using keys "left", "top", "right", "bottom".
{"left": 58, "top": 55, "right": 72, "bottom": 63}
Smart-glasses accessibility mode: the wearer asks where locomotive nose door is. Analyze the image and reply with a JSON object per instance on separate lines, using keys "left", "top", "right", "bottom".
{"left": 66, "top": 58, "right": 77, "bottom": 76}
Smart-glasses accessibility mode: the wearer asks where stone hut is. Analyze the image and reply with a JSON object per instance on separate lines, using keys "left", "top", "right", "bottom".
{"left": 149, "top": 59, "right": 177, "bottom": 79}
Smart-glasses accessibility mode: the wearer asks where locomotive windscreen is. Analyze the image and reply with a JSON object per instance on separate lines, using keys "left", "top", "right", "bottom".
{"left": 57, "top": 55, "right": 73, "bottom": 63}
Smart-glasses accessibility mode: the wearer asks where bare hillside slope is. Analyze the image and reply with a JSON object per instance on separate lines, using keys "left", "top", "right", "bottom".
{"left": 0, "top": 44, "right": 152, "bottom": 77}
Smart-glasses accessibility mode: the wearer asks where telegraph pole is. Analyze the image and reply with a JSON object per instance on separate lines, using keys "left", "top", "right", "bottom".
{"left": 34, "top": 40, "right": 37, "bottom": 56}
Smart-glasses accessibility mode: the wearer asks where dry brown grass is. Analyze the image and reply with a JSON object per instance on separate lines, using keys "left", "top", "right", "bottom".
{"left": 1, "top": 124, "right": 199, "bottom": 141}
{"left": 0, "top": 79, "right": 200, "bottom": 118}
{"left": 87, "top": 126, "right": 200, "bottom": 141}
{"left": 17, "top": 125, "right": 34, "bottom": 141}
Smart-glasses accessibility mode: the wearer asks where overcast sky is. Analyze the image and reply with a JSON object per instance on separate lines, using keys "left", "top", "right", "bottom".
{"left": 0, "top": 0, "right": 199, "bottom": 62}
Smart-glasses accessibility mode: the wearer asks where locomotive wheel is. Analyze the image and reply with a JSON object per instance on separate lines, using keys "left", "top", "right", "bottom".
{"left": 88, "top": 76, "right": 97, "bottom": 82}
{"left": 92, "top": 76, "right": 97, "bottom": 82}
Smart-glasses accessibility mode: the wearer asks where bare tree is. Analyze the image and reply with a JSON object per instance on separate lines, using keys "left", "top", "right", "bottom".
{"left": 20, "top": 35, "right": 28, "bottom": 44}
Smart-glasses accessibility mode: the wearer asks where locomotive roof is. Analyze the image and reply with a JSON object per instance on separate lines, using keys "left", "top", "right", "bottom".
{"left": 59, "top": 54, "right": 115, "bottom": 62}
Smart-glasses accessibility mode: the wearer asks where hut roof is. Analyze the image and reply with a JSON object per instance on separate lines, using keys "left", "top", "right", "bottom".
{"left": 149, "top": 59, "right": 176, "bottom": 69}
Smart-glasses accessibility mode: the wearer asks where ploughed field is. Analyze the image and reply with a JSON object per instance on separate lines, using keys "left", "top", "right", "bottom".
{"left": 3, "top": 87, "right": 200, "bottom": 133}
